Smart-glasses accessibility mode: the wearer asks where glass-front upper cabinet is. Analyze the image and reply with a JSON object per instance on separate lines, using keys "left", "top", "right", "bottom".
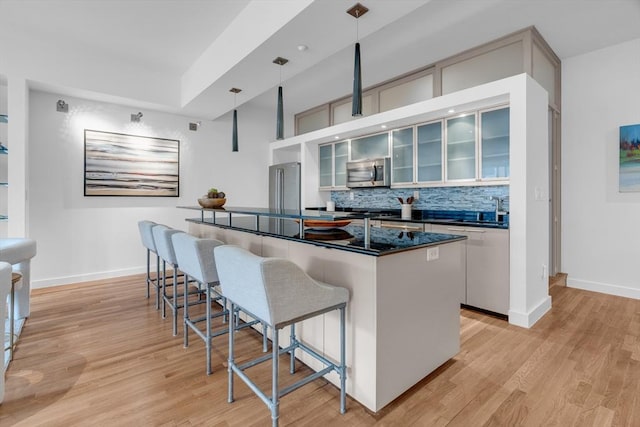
{"left": 319, "top": 144, "right": 333, "bottom": 188}
{"left": 334, "top": 141, "right": 348, "bottom": 187}
{"left": 392, "top": 127, "right": 413, "bottom": 184}
{"left": 350, "top": 132, "right": 389, "bottom": 161}
{"left": 417, "top": 121, "right": 442, "bottom": 182}
{"left": 480, "top": 107, "right": 510, "bottom": 179}
{"left": 446, "top": 114, "right": 476, "bottom": 181}
{"left": 318, "top": 141, "right": 348, "bottom": 189}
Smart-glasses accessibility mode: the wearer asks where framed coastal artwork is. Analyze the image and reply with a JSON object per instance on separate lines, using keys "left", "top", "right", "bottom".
{"left": 84, "top": 129, "right": 180, "bottom": 196}
{"left": 620, "top": 124, "right": 640, "bottom": 192}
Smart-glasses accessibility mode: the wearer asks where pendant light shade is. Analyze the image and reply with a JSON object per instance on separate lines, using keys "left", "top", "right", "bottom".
{"left": 352, "top": 42, "right": 362, "bottom": 117}
{"left": 232, "top": 109, "right": 238, "bottom": 152}
{"left": 347, "top": 3, "right": 368, "bottom": 117}
{"left": 276, "top": 85, "right": 284, "bottom": 140}
{"left": 229, "top": 87, "right": 241, "bottom": 152}
{"left": 273, "top": 56, "right": 288, "bottom": 141}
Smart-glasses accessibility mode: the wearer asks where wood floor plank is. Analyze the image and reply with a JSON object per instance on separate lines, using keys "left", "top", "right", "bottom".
{"left": 2, "top": 275, "right": 640, "bottom": 426}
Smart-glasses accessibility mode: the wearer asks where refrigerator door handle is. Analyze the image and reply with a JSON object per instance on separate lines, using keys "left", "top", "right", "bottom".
{"left": 276, "top": 168, "right": 284, "bottom": 210}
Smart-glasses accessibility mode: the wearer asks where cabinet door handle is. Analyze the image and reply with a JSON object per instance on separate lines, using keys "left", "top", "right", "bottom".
{"left": 444, "top": 227, "right": 486, "bottom": 233}
{"left": 381, "top": 223, "right": 423, "bottom": 231}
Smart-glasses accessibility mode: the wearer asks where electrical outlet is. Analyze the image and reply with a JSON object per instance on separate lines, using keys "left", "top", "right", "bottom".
{"left": 413, "top": 190, "right": 419, "bottom": 200}
{"left": 427, "top": 247, "right": 439, "bottom": 261}
{"left": 349, "top": 192, "right": 354, "bottom": 200}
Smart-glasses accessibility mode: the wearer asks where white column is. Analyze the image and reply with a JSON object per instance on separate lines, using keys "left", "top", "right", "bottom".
{"left": 507, "top": 74, "right": 551, "bottom": 327}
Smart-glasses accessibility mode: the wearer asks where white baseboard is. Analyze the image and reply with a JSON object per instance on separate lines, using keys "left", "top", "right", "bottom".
{"left": 567, "top": 277, "right": 640, "bottom": 300}
{"left": 508, "top": 295, "right": 552, "bottom": 328}
{"left": 32, "top": 266, "right": 147, "bottom": 289}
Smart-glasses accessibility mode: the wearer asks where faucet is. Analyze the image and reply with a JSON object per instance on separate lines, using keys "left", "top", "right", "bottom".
{"left": 491, "top": 196, "right": 509, "bottom": 222}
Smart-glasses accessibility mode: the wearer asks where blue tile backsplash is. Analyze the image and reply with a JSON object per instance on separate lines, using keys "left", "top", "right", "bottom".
{"left": 331, "top": 185, "right": 509, "bottom": 212}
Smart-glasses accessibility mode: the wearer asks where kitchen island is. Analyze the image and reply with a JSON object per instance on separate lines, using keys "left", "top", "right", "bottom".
{"left": 180, "top": 206, "right": 466, "bottom": 412}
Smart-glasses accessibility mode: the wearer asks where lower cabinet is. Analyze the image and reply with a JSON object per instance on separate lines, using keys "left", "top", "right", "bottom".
{"left": 431, "top": 224, "right": 509, "bottom": 315}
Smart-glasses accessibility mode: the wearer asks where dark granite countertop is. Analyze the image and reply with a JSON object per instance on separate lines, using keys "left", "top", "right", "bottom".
{"left": 307, "top": 207, "right": 509, "bottom": 229}
{"left": 184, "top": 215, "right": 466, "bottom": 256}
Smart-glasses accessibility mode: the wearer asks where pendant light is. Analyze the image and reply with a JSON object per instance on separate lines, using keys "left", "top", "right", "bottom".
{"left": 273, "top": 57, "right": 288, "bottom": 140}
{"left": 347, "top": 3, "right": 368, "bottom": 117}
{"left": 229, "top": 88, "right": 241, "bottom": 152}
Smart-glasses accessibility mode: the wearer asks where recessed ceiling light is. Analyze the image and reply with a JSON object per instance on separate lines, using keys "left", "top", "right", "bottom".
{"left": 448, "top": 109, "right": 455, "bottom": 114}
{"left": 381, "top": 125, "right": 387, "bottom": 129}
{"left": 297, "top": 44, "right": 308, "bottom": 52}
{"left": 334, "top": 136, "right": 340, "bottom": 139}
{"left": 459, "top": 113, "right": 467, "bottom": 117}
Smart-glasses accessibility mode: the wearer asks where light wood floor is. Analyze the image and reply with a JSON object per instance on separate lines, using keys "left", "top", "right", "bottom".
{"left": 2, "top": 273, "right": 639, "bottom": 426}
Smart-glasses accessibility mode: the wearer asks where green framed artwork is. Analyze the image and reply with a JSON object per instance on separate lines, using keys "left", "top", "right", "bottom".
{"left": 620, "top": 124, "right": 640, "bottom": 192}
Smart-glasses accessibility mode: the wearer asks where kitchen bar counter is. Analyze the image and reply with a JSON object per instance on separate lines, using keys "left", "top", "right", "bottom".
{"left": 179, "top": 206, "right": 466, "bottom": 256}
{"left": 181, "top": 205, "right": 466, "bottom": 412}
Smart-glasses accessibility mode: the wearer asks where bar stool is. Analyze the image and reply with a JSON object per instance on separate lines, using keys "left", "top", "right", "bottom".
{"left": 0, "top": 238, "right": 36, "bottom": 320}
{"left": 0, "top": 261, "right": 11, "bottom": 404}
{"left": 6, "top": 272, "right": 22, "bottom": 361}
{"left": 214, "top": 245, "right": 349, "bottom": 427}
{"left": 137, "top": 220, "right": 161, "bottom": 309}
{"left": 152, "top": 225, "right": 186, "bottom": 335}
{"left": 171, "top": 233, "right": 229, "bottom": 375}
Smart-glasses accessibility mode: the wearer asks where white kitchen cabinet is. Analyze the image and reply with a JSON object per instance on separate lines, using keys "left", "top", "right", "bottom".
{"left": 431, "top": 224, "right": 509, "bottom": 315}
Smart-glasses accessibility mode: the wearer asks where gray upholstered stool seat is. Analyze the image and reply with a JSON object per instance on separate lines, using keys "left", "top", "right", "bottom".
{"left": 0, "top": 261, "right": 12, "bottom": 404}
{"left": 214, "top": 245, "right": 349, "bottom": 427}
{"left": 0, "top": 238, "right": 37, "bottom": 320}
{"left": 137, "top": 221, "right": 161, "bottom": 309}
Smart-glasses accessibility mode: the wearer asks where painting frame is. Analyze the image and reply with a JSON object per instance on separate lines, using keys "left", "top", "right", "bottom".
{"left": 619, "top": 124, "right": 640, "bottom": 192}
{"left": 84, "top": 129, "right": 180, "bottom": 197}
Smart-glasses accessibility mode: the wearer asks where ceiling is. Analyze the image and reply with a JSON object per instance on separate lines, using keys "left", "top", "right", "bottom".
{"left": 1, "top": 0, "right": 639, "bottom": 121}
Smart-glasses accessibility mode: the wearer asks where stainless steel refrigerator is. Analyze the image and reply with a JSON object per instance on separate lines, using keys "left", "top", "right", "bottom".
{"left": 268, "top": 162, "right": 301, "bottom": 211}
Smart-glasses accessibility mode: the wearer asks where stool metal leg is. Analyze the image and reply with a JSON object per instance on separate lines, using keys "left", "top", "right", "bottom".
{"left": 289, "top": 324, "right": 296, "bottom": 374}
{"left": 228, "top": 302, "right": 235, "bottom": 403}
{"left": 184, "top": 274, "right": 190, "bottom": 348}
{"left": 263, "top": 322, "right": 268, "bottom": 352}
{"left": 145, "top": 249, "right": 151, "bottom": 299}
{"left": 172, "top": 268, "right": 179, "bottom": 336}
{"left": 271, "top": 329, "right": 279, "bottom": 427}
{"left": 161, "top": 260, "right": 167, "bottom": 319}
{"left": 206, "top": 284, "right": 212, "bottom": 375}
{"left": 340, "top": 306, "right": 346, "bottom": 414}
{"left": 155, "top": 254, "right": 161, "bottom": 310}
{"left": 8, "top": 280, "right": 15, "bottom": 361}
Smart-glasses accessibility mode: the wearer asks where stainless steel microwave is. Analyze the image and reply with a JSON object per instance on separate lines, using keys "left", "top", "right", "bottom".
{"left": 346, "top": 157, "right": 391, "bottom": 188}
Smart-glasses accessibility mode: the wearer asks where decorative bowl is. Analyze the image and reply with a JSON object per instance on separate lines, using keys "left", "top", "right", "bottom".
{"left": 198, "top": 197, "right": 226, "bottom": 208}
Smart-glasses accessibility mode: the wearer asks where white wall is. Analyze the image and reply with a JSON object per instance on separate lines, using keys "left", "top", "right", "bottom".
{"left": 28, "top": 90, "right": 272, "bottom": 287}
{"left": 562, "top": 37, "right": 640, "bottom": 298}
